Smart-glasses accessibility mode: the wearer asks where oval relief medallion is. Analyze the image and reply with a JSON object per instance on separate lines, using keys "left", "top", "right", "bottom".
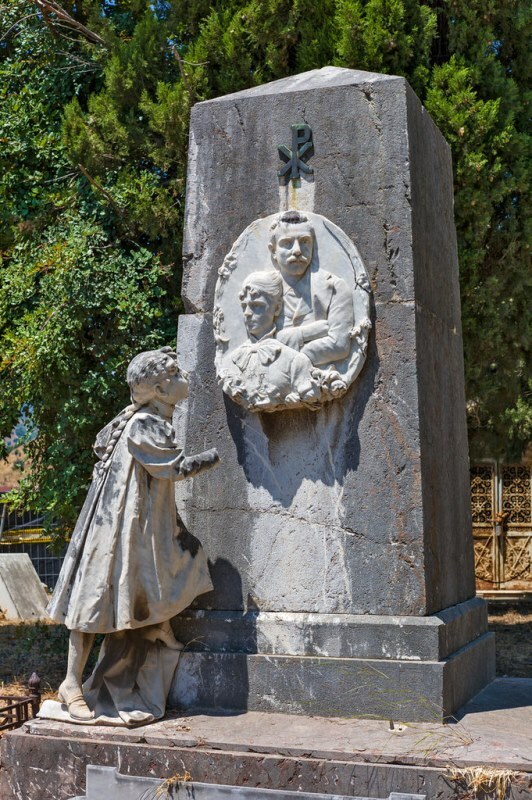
{"left": 213, "top": 210, "right": 372, "bottom": 412}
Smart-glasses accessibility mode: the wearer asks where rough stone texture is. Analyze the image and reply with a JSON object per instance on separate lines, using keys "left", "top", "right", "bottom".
{"left": 69, "top": 765, "right": 425, "bottom": 800}
{"left": 172, "top": 597, "right": 488, "bottom": 660}
{"left": 168, "top": 633, "right": 495, "bottom": 721}
{"left": 177, "top": 65, "right": 474, "bottom": 617}
{"left": 1, "top": 679, "right": 531, "bottom": 800}
{"left": 405, "top": 89, "right": 474, "bottom": 614}
{"left": 0, "top": 553, "right": 48, "bottom": 620}
{"left": 173, "top": 66, "right": 491, "bottom": 719}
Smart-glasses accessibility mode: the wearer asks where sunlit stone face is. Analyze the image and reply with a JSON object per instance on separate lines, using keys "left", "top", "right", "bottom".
{"left": 158, "top": 364, "right": 189, "bottom": 404}
{"left": 240, "top": 288, "right": 278, "bottom": 340}
{"left": 272, "top": 222, "right": 314, "bottom": 281}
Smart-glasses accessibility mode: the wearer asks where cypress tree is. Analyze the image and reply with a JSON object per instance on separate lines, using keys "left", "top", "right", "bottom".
{"left": 0, "top": 0, "right": 529, "bottom": 527}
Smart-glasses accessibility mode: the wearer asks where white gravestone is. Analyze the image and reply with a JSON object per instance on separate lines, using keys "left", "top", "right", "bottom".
{"left": 0, "top": 553, "right": 48, "bottom": 621}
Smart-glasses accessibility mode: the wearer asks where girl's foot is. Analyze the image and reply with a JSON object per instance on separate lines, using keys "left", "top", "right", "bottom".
{"left": 143, "top": 621, "right": 184, "bottom": 650}
{"left": 57, "top": 681, "right": 94, "bottom": 721}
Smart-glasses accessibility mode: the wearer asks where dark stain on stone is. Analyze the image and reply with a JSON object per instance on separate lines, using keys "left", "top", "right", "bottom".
{"left": 133, "top": 586, "right": 150, "bottom": 622}
{"left": 176, "top": 521, "right": 200, "bottom": 557}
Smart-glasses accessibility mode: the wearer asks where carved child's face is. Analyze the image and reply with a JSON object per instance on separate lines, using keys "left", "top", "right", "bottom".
{"left": 240, "top": 287, "right": 280, "bottom": 340}
{"left": 270, "top": 222, "right": 314, "bottom": 280}
{"left": 155, "top": 366, "right": 189, "bottom": 406}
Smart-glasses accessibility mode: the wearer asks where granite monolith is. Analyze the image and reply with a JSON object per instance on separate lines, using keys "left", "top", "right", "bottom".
{"left": 171, "top": 66, "right": 495, "bottom": 721}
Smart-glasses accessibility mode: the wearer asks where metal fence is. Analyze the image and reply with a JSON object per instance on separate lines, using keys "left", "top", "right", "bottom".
{"left": 0, "top": 673, "right": 41, "bottom": 731}
{"left": 0, "top": 497, "right": 67, "bottom": 590}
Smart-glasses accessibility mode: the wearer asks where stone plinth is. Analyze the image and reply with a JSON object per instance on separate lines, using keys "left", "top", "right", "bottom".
{"left": 172, "top": 66, "right": 494, "bottom": 720}
{"left": 68, "top": 765, "right": 425, "bottom": 800}
{"left": 1, "top": 680, "right": 530, "bottom": 800}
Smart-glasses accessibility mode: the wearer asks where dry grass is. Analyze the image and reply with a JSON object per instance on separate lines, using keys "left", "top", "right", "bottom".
{"left": 487, "top": 602, "right": 532, "bottom": 678}
{"left": 0, "top": 677, "right": 56, "bottom": 703}
{"left": 0, "top": 617, "right": 102, "bottom": 702}
{"left": 156, "top": 769, "right": 192, "bottom": 793}
{"left": 130, "top": 768, "right": 192, "bottom": 800}
{"left": 448, "top": 765, "right": 518, "bottom": 799}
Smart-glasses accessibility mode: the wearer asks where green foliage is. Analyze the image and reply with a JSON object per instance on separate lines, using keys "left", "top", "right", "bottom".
{"left": 1, "top": 215, "right": 171, "bottom": 523}
{"left": 0, "top": 0, "right": 529, "bottom": 528}
{"left": 335, "top": 0, "right": 436, "bottom": 94}
{"left": 0, "top": 1, "right": 182, "bottom": 527}
{"left": 424, "top": 51, "right": 530, "bottom": 458}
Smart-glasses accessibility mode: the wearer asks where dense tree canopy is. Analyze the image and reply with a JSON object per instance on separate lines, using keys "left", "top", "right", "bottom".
{"left": 0, "top": 0, "right": 530, "bottom": 528}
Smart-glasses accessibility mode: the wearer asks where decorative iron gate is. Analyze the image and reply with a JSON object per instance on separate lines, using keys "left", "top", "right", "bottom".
{"left": 471, "top": 463, "right": 532, "bottom": 595}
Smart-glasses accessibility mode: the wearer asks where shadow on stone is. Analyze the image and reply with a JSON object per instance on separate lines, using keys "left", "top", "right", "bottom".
{"left": 224, "top": 302, "right": 378, "bottom": 508}
{"left": 453, "top": 677, "right": 532, "bottom": 720}
{"left": 171, "top": 558, "right": 254, "bottom": 714}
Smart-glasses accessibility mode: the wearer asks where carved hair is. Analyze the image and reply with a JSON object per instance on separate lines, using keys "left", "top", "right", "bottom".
{"left": 239, "top": 270, "right": 283, "bottom": 304}
{"left": 127, "top": 346, "right": 179, "bottom": 405}
{"left": 94, "top": 347, "right": 179, "bottom": 475}
{"left": 273, "top": 210, "right": 308, "bottom": 226}
{"left": 269, "top": 209, "right": 313, "bottom": 251}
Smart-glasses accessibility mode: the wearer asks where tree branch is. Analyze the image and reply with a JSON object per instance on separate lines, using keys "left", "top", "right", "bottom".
{"left": 172, "top": 47, "right": 195, "bottom": 100}
{"left": 33, "top": 0, "right": 107, "bottom": 47}
{"left": 0, "top": 13, "right": 40, "bottom": 44}
{"left": 77, "top": 164, "right": 123, "bottom": 216}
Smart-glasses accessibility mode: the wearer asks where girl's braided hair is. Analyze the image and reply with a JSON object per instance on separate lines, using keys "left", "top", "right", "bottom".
{"left": 95, "top": 347, "right": 178, "bottom": 474}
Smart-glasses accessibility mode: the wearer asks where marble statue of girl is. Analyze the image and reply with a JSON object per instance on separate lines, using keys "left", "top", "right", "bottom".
{"left": 47, "top": 347, "right": 219, "bottom": 725}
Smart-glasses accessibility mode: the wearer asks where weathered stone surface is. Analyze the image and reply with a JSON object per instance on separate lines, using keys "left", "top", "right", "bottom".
{"left": 177, "top": 66, "right": 473, "bottom": 619}
{"left": 0, "top": 554, "right": 48, "bottom": 621}
{"left": 69, "top": 765, "right": 424, "bottom": 800}
{"left": 172, "top": 597, "right": 488, "bottom": 661}
{"left": 43, "top": 349, "right": 218, "bottom": 725}
{"left": 168, "top": 632, "right": 495, "bottom": 721}
{"left": 405, "top": 90, "right": 474, "bottom": 614}
{"left": 173, "top": 65, "right": 491, "bottom": 720}
{"left": 1, "top": 679, "right": 531, "bottom": 800}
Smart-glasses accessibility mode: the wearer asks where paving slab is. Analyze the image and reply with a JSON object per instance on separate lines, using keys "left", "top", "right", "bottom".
{"left": 23, "top": 678, "right": 532, "bottom": 771}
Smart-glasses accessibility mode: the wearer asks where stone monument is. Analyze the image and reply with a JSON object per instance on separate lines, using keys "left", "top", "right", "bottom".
{"left": 171, "top": 66, "right": 495, "bottom": 721}
{"left": 3, "top": 69, "right": 530, "bottom": 800}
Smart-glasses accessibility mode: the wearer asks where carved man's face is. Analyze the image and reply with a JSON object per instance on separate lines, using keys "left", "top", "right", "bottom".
{"left": 240, "top": 288, "right": 279, "bottom": 340}
{"left": 270, "top": 222, "right": 314, "bottom": 280}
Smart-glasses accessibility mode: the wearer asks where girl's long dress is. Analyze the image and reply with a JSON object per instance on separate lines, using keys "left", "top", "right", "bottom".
{"left": 47, "top": 410, "right": 213, "bottom": 633}
{"left": 45, "top": 409, "right": 214, "bottom": 724}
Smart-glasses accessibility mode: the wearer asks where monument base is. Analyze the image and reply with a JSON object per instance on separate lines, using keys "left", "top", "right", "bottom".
{"left": 170, "top": 597, "right": 495, "bottom": 721}
{"left": 1, "top": 679, "right": 530, "bottom": 800}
